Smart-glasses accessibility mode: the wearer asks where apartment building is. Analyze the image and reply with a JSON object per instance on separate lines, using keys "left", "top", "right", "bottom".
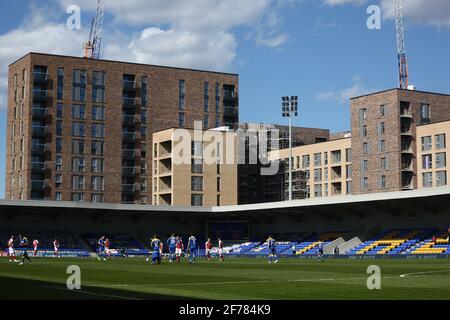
{"left": 270, "top": 135, "right": 352, "bottom": 199}
{"left": 351, "top": 89, "right": 450, "bottom": 194}
{"left": 152, "top": 128, "right": 238, "bottom": 206}
{"left": 6, "top": 53, "right": 238, "bottom": 204}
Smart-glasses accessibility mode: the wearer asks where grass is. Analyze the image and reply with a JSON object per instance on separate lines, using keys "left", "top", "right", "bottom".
{"left": 1, "top": 256, "right": 450, "bottom": 300}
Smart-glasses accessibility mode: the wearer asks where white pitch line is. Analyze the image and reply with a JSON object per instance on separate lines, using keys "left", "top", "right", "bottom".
{"left": 399, "top": 269, "right": 450, "bottom": 278}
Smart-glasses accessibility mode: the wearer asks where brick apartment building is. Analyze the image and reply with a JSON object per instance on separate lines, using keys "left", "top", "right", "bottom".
{"left": 6, "top": 53, "right": 239, "bottom": 204}
{"left": 271, "top": 88, "right": 450, "bottom": 199}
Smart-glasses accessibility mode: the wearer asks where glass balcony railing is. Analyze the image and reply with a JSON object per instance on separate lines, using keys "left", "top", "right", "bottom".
{"left": 122, "top": 166, "right": 136, "bottom": 177}
{"left": 31, "top": 180, "right": 46, "bottom": 190}
{"left": 32, "top": 108, "right": 47, "bottom": 119}
{"left": 33, "top": 72, "right": 48, "bottom": 83}
{"left": 123, "top": 80, "right": 136, "bottom": 91}
{"left": 32, "top": 125, "right": 47, "bottom": 136}
{"left": 33, "top": 90, "right": 48, "bottom": 101}
{"left": 122, "top": 132, "right": 136, "bottom": 142}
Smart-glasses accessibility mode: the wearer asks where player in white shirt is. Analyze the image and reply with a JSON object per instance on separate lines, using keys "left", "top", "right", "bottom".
{"left": 218, "top": 237, "right": 224, "bottom": 262}
{"left": 53, "top": 239, "right": 60, "bottom": 258}
{"left": 7, "top": 235, "right": 16, "bottom": 262}
{"left": 33, "top": 239, "right": 39, "bottom": 257}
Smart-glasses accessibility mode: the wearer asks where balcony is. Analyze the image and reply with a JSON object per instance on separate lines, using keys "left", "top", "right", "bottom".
{"left": 33, "top": 90, "right": 48, "bottom": 102}
{"left": 122, "top": 166, "right": 136, "bottom": 177}
{"left": 401, "top": 163, "right": 414, "bottom": 172}
{"left": 223, "top": 106, "right": 238, "bottom": 116}
{"left": 122, "top": 132, "right": 136, "bottom": 142}
{"left": 31, "top": 144, "right": 46, "bottom": 155}
{"left": 32, "top": 125, "right": 47, "bottom": 137}
{"left": 32, "top": 108, "right": 47, "bottom": 120}
{"left": 223, "top": 91, "right": 237, "bottom": 102}
{"left": 122, "top": 149, "right": 137, "bottom": 160}
{"left": 123, "top": 97, "right": 137, "bottom": 109}
{"left": 123, "top": 115, "right": 138, "bottom": 125}
{"left": 31, "top": 162, "right": 46, "bottom": 173}
{"left": 122, "top": 184, "right": 137, "bottom": 194}
{"left": 123, "top": 80, "right": 137, "bottom": 91}
{"left": 31, "top": 180, "right": 46, "bottom": 191}
{"left": 33, "top": 72, "right": 48, "bottom": 84}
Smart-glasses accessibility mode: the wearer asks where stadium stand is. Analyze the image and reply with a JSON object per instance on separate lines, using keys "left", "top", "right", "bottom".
{"left": 83, "top": 233, "right": 149, "bottom": 256}
{"left": 406, "top": 231, "right": 450, "bottom": 255}
{"left": 344, "top": 228, "right": 437, "bottom": 255}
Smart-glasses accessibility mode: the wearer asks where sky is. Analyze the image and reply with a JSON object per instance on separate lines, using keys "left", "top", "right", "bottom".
{"left": 0, "top": 0, "right": 449, "bottom": 198}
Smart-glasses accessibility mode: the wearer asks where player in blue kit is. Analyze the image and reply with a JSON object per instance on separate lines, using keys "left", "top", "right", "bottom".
{"left": 187, "top": 235, "right": 197, "bottom": 264}
{"left": 267, "top": 236, "right": 278, "bottom": 264}
{"left": 150, "top": 235, "right": 162, "bottom": 265}
{"left": 317, "top": 241, "right": 325, "bottom": 262}
{"left": 167, "top": 234, "right": 177, "bottom": 263}
{"left": 97, "top": 236, "right": 105, "bottom": 261}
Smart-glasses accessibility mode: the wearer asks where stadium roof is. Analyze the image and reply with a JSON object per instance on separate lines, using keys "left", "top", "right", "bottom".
{"left": 1, "top": 186, "right": 450, "bottom": 218}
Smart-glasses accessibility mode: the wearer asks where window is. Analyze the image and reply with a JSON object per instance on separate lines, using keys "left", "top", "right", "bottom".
{"left": 380, "top": 104, "right": 387, "bottom": 117}
{"left": 71, "top": 193, "right": 84, "bottom": 202}
{"left": 346, "top": 165, "right": 352, "bottom": 179}
{"left": 363, "top": 160, "right": 369, "bottom": 172}
{"left": 92, "top": 176, "right": 104, "bottom": 191}
{"left": 204, "top": 82, "right": 209, "bottom": 112}
{"left": 72, "top": 157, "right": 85, "bottom": 172}
{"left": 363, "top": 142, "right": 369, "bottom": 155}
{"left": 91, "top": 141, "right": 104, "bottom": 156}
{"left": 217, "top": 177, "right": 221, "bottom": 192}
{"left": 324, "top": 152, "right": 328, "bottom": 165}
{"left": 421, "top": 136, "right": 432, "bottom": 151}
{"left": 422, "top": 172, "right": 433, "bottom": 188}
{"left": 92, "top": 71, "right": 105, "bottom": 103}
{"left": 72, "top": 122, "right": 85, "bottom": 137}
{"left": 71, "top": 175, "right": 85, "bottom": 190}
{"left": 57, "top": 68, "right": 64, "bottom": 100}
{"left": 331, "top": 150, "right": 341, "bottom": 164}
{"left": 57, "top": 103, "right": 63, "bottom": 118}
{"left": 314, "top": 153, "right": 322, "bottom": 167}
{"left": 360, "top": 108, "right": 367, "bottom": 121}
{"left": 302, "top": 155, "right": 310, "bottom": 169}
{"left": 345, "top": 149, "right": 352, "bottom": 162}
{"left": 436, "top": 152, "right": 446, "bottom": 169}
{"left": 381, "top": 157, "right": 388, "bottom": 170}
{"left": 314, "top": 184, "right": 322, "bottom": 197}
{"left": 92, "top": 194, "right": 104, "bottom": 203}
{"left": 380, "top": 175, "right": 386, "bottom": 189}
{"left": 191, "top": 194, "right": 203, "bottom": 207}
{"left": 92, "top": 106, "right": 105, "bottom": 121}
{"left": 55, "top": 175, "right": 62, "bottom": 189}
{"left": 72, "top": 104, "right": 85, "bottom": 119}
{"left": 71, "top": 140, "right": 85, "bottom": 155}
{"left": 379, "top": 122, "right": 385, "bottom": 134}
{"left": 436, "top": 134, "right": 446, "bottom": 149}
{"left": 179, "top": 80, "right": 185, "bottom": 110}
{"left": 192, "top": 158, "right": 203, "bottom": 173}
{"left": 55, "top": 192, "right": 62, "bottom": 201}
{"left": 92, "top": 158, "right": 103, "bottom": 173}
{"left": 141, "top": 76, "right": 148, "bottom": 107}
{"left": 191, "top": 141, "right": 203, "bottom": 157}
{"left": 72, "top": 70, "right": 87, "bottom": 101}
{"left": 379, "top": 140, "right": 385, "bottom": 153}
{"left": 179, "top": 112, "right": 185, "bottom": 128}
{"left": 420, "top": 103, "right": 431, "bottom": 124}
{"left": 436, "top": 171, "right": 447, "bottom": 187}
{"left": 363, "top": 177, "right": 369, "bottom": 190}
{"left": 215, "top": 83, "right": 221, "bottom": 113}
{"left": 56, "top": 120, "right": 63, "bottom": 136}
{"left": 346, "top": 181, "right": 352, "bottom": 195}
{"left": 362, "top": 125, "right": 368, "bottom": 137}
{"left": 191, "top": 176, "right": 203, "bottom": 191}
{"left": 56, "top": 138, "right": 63, "bottom": 154}
{"left": 92, "top": 123, "right": 105, "bottom": 138}
{"left": 203, "top": 115, "right": 209, "bottom": 129}
{"left": 217, "top": 194, "right": 221, "bottom": 206}
{"left": 314, "top": 169, "right": 322, "bottom": 182}
{"left": 215, "top": 115, "right": 221, "bottom": 128}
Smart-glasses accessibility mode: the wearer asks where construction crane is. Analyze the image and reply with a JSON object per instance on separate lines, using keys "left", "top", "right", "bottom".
{"left": 83, "top": 0, "right": 104, "bottom": 59}
{"left": 395, "top": 0, "right": 409, "bottom": 89}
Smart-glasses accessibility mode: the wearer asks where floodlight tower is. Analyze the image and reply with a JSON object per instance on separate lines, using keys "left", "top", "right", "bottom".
{"left": 282, "top": 96, "right": 299, "bottom": 201}
{"left": 83, "top": 0, "right": 105, "bottom": 59}
{"left": 395, "top": 0, "right": 409, "bottom": 89}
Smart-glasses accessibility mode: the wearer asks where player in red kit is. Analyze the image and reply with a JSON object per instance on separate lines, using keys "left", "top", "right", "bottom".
{"left": 205, "top": 238, "right": 212, "bottom": 260}
{"left": 53, "top": 239, "right": 60, "bottom": 258}
{"left": 33, "top": 239, "right": 39, "bottom": 257}
{"left": 218, "top": 237, "right": 224, "bottom": 262}
{"left": 7, "top": 235, "right": 16, "bottom": 262}
{"left": 104, "top": 238, "right": 112, "bottom": 260}
{"left": 175, "top": 236, "right": 183, "bottom": 262}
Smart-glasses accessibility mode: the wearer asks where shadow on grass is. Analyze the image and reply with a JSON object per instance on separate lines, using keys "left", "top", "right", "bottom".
{"left": 0, "top": 276, "right": 190, "bottom": 300}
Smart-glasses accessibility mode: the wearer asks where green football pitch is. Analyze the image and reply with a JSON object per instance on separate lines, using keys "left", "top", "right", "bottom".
{"left": 1, "top": 257, "right": 450, "bottom": 300}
